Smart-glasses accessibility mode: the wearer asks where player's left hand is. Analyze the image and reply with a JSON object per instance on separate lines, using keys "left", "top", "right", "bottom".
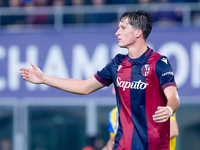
{"left": 152, "top": 106, "right": 171, "bottom": 123}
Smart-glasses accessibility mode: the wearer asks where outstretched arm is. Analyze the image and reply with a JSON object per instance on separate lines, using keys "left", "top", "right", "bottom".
{"left": 153, "top": 86, "right": 180, "bottom": 123}
{"left": 20, "top": 62, "right": 104, "bottom": 95}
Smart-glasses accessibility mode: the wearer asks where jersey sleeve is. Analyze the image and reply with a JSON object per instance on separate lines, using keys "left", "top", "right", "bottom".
{"left": 94, "top": 54, "right": 126, "bottom": 86}
{"left": 94, "top": 55, "right": 118, "bottom": 86}
{"left": 94, "top": 61, "right": 113, "bottom": 86}
{"left": 155, "top": 56, "right": 177, "bottom": 90}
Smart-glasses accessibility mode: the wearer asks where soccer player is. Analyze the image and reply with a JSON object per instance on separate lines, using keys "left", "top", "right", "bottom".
{"left": 102, "top": 106, "right": 179, "bottom": 150}
{"left": 20, "top": 10, "right": 180, "bottom": 150}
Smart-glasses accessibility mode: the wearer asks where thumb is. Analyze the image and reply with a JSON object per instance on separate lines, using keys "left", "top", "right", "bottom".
{"left": 30, "top": 62, "right": 37, "bottom": 69}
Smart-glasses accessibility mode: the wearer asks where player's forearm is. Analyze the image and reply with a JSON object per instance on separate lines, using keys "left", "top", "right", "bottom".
{"left": 167, "top": 93, "right": 180, "bottom": 114}
{"left": 164, "top": 86, "right": 180, "bottom": 114}
{"left": 42, "top": 74, "right": 89, "bottom": 95}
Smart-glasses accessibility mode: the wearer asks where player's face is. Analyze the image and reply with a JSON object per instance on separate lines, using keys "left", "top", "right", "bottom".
{"left": 115, "top": 18, "right": 137, "bottom": 49}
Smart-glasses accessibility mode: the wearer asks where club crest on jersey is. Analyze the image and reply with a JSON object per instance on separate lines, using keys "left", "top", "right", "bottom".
{"left": 141, "top": 64, "right": 150, "bottom": 76}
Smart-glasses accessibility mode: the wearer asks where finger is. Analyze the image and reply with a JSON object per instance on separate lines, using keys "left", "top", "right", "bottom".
{"left": 156, "top": 106, "right": 166, "bottom": 111}
{"left": 20, "top": 69, "right": 30, "bottom": 77}
{"left": 152, "top": 113, "right": 166, "bottom": 120}
{"left": 157, "top": 106, "right": 163, "bottom": 109}
{"left": 153, "top": 115, "right": 168, "bottom": 123}
{"left": 153, "top": 108, "right": 169, "bottom": 118}
{"left": 20, "top": 67, "right": 31, "bottom": 72}
{"left": 153, "top": 114, "right": 167, "bottom": 120}
{"left": 154, "top": 117, "right": 168, "bottom": 123}
{"left": 154, "top": 119, "right": 168, "bottom": 123}
{"left": 19, "top": 67, "right": 27, "bottom": 71}
{"left": 154, "top": 108, "right": 165, "bottom": 114}
{"left": 20, "top": 70, "right": 27, "bottom": 76}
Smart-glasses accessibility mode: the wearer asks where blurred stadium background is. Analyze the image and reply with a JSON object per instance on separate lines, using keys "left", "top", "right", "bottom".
{"left": 0, "top": 0, "right": 200, "bottom": 150}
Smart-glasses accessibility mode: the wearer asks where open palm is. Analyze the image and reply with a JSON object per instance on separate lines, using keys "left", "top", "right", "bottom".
{"left": 19, "top": 62, "right": 44, "bottom": 84}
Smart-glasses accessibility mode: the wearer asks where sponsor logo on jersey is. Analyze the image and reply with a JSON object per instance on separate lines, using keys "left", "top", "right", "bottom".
{"left": 141, "top": 64, "right": 150, "bottom": 76}
{"left": 162, "top": 71, "right": 174, "bottom": 76}
{"left": 116, "top": 77, "right": 148, "bottom": 91}
{"left": 161, "top": 58, "right": 168, "bottom": 64}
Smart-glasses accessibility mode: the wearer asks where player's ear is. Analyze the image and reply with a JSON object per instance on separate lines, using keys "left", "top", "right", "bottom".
{"left": 135, "top": 29, "right": 142, "bottom": 38}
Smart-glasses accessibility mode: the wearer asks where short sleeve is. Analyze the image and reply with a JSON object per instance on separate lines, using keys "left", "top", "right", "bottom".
{"left": 94, "top": 54, "right": 126, "bottom": 86}
{"left": 155, "top": 56, "right": 177, "bottom": 90}
{"left": 95, "top": 54, "right": 124, "bottom": 86}
{"left": 94, "top": 61, "right": 113, "bottom": 86}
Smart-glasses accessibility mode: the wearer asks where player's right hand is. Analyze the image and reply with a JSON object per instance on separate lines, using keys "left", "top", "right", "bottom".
{"left": 19, "top": 62, "right": 44, "bottom": 84}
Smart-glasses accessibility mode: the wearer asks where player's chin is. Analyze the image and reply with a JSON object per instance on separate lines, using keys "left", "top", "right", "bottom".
{"left": 118, "top": 44, "right": 126, "bottom": 48}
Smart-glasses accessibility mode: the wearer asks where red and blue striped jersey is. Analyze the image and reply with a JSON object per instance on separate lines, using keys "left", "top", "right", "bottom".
{"left": 94, "top": 48, "right": 177, "bottom": 150}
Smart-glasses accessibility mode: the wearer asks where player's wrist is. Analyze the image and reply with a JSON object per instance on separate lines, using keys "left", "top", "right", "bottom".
{"left": 166, "top": 106, "right": 173, "bottom": 116}
{"left": 42, "top": 74, "right": 50, "bottom": 84}
{"left": 41, "top": 74, "right": 46, "bottom": 84}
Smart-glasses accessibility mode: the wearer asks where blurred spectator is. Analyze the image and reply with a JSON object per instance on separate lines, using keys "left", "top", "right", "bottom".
{"left": 47, "top": 0, "right": 66, "bottom": 25}
{"left": 0, "top": 138, "right": 12, "bottom": 150}
{"left": 138, "top": 0, "right": 152, "bottom": 4}
{"left": 34, "top": 0, "right": 51, "bottom": 6}
{"left": 1, "top": 0, "right": 25, "bottom": 26}
{"left": 192, "top": 11, "right": 200, "bottom": 26}
{"left": 82, "top": 136, "right": 104, "bottom": 150}
{"left": 0, "top": 0, "right": 199, "bottom": 27}
{"left": 71, "top": 0, "right": 85, "bottom": 5}
{"left": 85, "top": 0, "right": 117, "bottom": 24}
{"left": 23, "top": 0, "right": 35, "bottom": 7}
{"left": 92, "top": 136, "right": 104, "bottom": 150}
{"left": 48, "top": 0, "right": 87, "bottom": 25}
{"left": 64, "top": 0, "right": 86, "bottom": 24}
{"left": 152, "top": 0, "right": 182, "bottom": 26}
{"left": 53, "top": 0, "right": 66, "bottom": 6}
{"left": 9, "top": 0, "right": 22, "bottom": 7}
{"left": 25, "top": 0, "right": 49, "bottom": 25}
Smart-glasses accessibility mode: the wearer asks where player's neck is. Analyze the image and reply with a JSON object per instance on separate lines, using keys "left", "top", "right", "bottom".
{"left": 128, "top": 43, "right": 148, "bottom": 59}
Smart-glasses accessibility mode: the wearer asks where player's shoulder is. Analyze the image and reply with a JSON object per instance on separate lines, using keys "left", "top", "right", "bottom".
{"left": 151, "top": 50, "right": 164, "bottom": 60}
{"left": 147, "top": 49, "right": 163, "bottom": 64}
{"left": 154, "top": 54, "right": 173, "bottom": 77}
{"left": 155, "top": 55, "right": 171, "bottom": 69}
{"left": 112, "top": 54, "right": 127, "bottom": 64}
{"left": 150, "top": 50, "right": 169, "bottom": 66}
